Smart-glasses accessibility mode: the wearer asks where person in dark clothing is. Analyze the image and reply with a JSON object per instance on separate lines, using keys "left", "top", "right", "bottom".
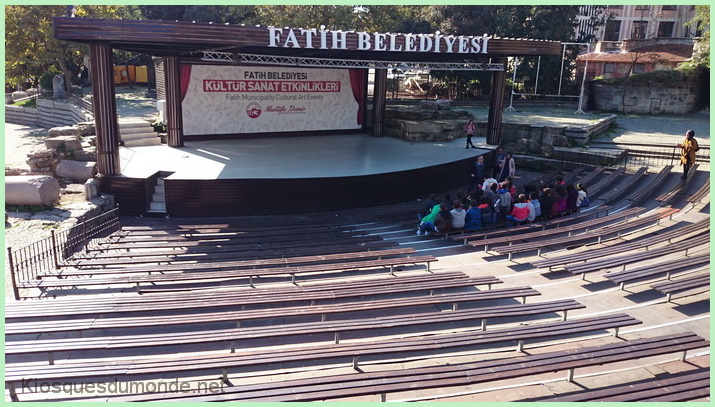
{"left": 492, "top": 147, "right": 506, "bottom": 178}
{"left": 566, "top": 184, "right": 579, "bottom": 214}
{"left": 468, "top": 155, "right": 488, "bottom": 192}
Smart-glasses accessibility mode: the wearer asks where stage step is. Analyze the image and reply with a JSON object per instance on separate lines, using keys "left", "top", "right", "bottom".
{"left": 119, "top": 121, "right": 162, "bottom": 147}
{"left": 147, "top": 173, "right": 172, "bottom": 215}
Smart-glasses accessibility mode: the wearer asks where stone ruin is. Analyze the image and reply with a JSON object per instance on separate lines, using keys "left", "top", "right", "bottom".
{"left": 19, "top": 122, "right": 98, "bottom": 182}
{"left": 383, "top": 99, "right": 475, "bottom": 142}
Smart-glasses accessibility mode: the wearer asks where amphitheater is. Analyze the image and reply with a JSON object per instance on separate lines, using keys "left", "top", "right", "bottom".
{"left": 4, "top": 150, "right": 709, "bottom": 402}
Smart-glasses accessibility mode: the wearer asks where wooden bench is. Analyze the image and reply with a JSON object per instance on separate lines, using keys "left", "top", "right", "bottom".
{"left": 5, "top": 313, "right": 642, "bottom": 401}
{"left": 5, "top": 299, "right": 585, "bottom": 364}
{"left": 61, "top": 240, "right": 397, "bottom": 269}
{"left": 492, "top": 207, "right": 679, "bottom": 260}
{"left": 586, "top": 167, "right": 625, "bottom": 198}
{"left": 101, "top": 332, "right": 708, "bottom": 402}
{"left": 467, "top": 206, "right": 645, "bottom": 252}
{"left": 28, "top": 255, "right": 439, "bottom": 292}
{"left": 454, "top": 205, "right": 613, "bottom": 245}
{"left": 6, "top": 285, "right": 540, "bottom": 336}
{"left": 628, "top": 165, "right": 673, "bottom": 203}
{"left": 598, "top": 166, "right": 648, "bottom": 203}
{"left": 8, "top": 272, "right": 497, "bottom": 319}
{"left": 574, "top": 166, "right": 605, "bottom": 186}
{"left": 651, "top": 272, "right": 710, "bottom": 302}
{"left": 564, "top": 232, "right": 709, "bottom": 279}
{"left": 532, "top": 218, "right": 709, "bottom": 271}
{"left": 687, "top": 177, "right": 710, "bottom": 204}
{"left": 44, "top": 247, "right": 419, "bottom": 277}
{"left": 89, "top": 227, "right": 369, "bottom": 251}
{"left": 533, "top": 368, "right": 710, "bottom": 402}
{"left": 656, "top": 165, "right": 699, "bottom": 202}
{"left": 604, "top": 252, "right": 709, "bottom": 290}
{"left": 72, "top": 232, "right": 384, "bottom": 260}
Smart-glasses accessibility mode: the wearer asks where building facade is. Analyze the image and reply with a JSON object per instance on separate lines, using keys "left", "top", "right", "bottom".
{"left": 575, "top": 5, "right": 698, "bottom": 80}
{"left": 578, "top": 5, "right": 698, "bottom": 44}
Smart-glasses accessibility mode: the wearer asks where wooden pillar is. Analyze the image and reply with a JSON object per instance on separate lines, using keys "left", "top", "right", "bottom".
{"left": 486, "top": 58, "right": 508, "bottom": 146}
{"left": 89, "top": 43, "right": 121, "bottom": 175}
{"left": 164, "top": 56, "right": 184, "bottom": 147}
{"left": 371, "top": 69, "right": 388, "bottom": 137}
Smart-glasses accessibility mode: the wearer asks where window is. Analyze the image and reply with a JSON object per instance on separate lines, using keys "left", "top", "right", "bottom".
{"left": 606, "top": 5, "right": 623, "bottom": 9}
{"left": 604, "top": 20, "right": 622, "bottom": 41}
{"left": 633, "top": 64, "right": 646, "bottom": 74}
{"left": 661, "top": 6, "right": 677, "bottom": 11}
{"left": 631, "top": 21, "right": 648, "bottom": 39}
{"left": 657, "top": 22, "right": 674, "bottom": 37}
{"left": 603, "top": 63, "right": 616, "bottom": 73}
{"left": 635, "top": 5, "right": 650, "bottom": 10}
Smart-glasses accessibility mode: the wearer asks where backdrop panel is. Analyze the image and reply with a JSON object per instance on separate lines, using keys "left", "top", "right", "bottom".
{"left": 182, "top": 65, "right": 362, "bottom": 136}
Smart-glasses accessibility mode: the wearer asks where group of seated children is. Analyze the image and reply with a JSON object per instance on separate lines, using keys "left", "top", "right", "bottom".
{"left": 417, "top": 176, "right": 589, "bottom": 236}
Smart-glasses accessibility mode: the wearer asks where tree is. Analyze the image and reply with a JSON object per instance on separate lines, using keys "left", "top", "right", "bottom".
{"left": 430, "top": 6, "right": 606, "bottom": 99}
{"left": 254, "top": 6, "right": 356, "bottom": 30}
{"left": 685, "top": 5, "right": 709, "bottom": 68}
{"left": 5, "top": 5, "right": 135, "bottom": 89}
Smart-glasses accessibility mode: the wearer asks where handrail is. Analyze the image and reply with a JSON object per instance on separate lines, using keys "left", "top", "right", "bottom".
{"left": 6, "top": 207, "right": 120, "bottom": 300}
{"left": 65, "top": 93, "right": 93, "bottom": 113}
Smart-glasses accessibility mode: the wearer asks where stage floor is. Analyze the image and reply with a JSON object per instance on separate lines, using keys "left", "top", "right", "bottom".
{"left": 120, "top": 134, "right": 490, "bottom": 180}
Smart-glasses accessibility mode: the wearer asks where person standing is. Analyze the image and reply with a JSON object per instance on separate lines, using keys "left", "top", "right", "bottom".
{"left": 468, "top": 155, "right": 487, "bottom": 192}
{"left": 498, "top": 152, "right": 515, "bottom": 182}
{"left": 677, "top": 129, "right": 699, "bottom": 179}
{"left": 464, "top": 119, "right": 477, "bottom": 149}
{"left": 492, "top": 147, "right": 506, "bottom": 178}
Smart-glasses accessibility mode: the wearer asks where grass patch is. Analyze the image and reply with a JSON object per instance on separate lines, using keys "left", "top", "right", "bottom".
{"left": 12, "top": 98, "right": 36, "bottom": 108}
{"left": 6, "top": 204, "right": 51, "bottom": 214}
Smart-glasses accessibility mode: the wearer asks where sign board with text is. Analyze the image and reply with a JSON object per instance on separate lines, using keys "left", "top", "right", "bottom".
{"left": 181, "top": 65, "right": 362, "bottom": 136}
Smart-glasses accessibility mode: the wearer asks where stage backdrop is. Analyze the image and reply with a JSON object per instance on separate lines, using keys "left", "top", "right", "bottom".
{"left": 181, "top": 65, "right": 364, "bottom": 136}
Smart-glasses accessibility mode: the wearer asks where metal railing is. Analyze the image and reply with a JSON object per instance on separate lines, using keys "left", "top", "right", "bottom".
{"left": 65, "top": 93, "right": 93, "bottom": 114}
{"left": 557, "top": 143, "right": 710, "bottom": 171}
{"left": 6, "top": 208, "right": 120, "bottom": 300}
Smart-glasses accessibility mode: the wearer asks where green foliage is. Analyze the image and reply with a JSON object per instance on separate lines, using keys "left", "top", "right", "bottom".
{"left": 38, "top": 69, "right": 61, "bottom": 91}
{"left": 12, "top": 98, "right": 36, "bottom": 108}
{"left": 593, "top": 69, "right": 693, "bottom": 86}
{"left": 5, "top": 6, "right": 137, "bottom": 88}
{"left": 6, "top": 204, "right": 52, "bottom": 214}
{"left": 430, "top": 6, "right": 605, "bottom": 98}
{"left": 685, "top": 5, "right": 709, "bottom": 68}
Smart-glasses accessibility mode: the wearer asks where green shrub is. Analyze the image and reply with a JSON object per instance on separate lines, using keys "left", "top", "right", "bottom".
{"left": 6, "top": 204, "right": 51, "bottom": 214}
{"left": 38, "top": 69, "right": 62, "bottom": 91}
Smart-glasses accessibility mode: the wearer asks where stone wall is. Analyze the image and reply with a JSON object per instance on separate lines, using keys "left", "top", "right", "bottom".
{"left": 588, "top": 81, "right": 699, "bottom": 114}
{"left": 382, "top": 101, "right": 474, "bottom": 142}
{"left": 5, "top": 99, "right": 92, "bottom": 127}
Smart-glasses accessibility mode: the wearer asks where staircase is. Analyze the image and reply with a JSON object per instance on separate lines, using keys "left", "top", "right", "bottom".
{"left": 119, "top": 121, "right": 161, "bottom": 147}
{"left": 147, "top": 172, "right": 173, "bottom": 215}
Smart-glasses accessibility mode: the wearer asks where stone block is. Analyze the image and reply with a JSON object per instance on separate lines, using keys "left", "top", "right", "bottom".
{"left": 73, "top": 148, "right": 97, "bottom": 162}
{"left": 45, "top": 135, "right": 83, "bottom": 151}
{"left": 84, "top": 178, "right": 99, "bottom": 200}
{"left": 11, "top": 91, "right": 29, "bottom": 101}
{"left": 48, "top": 126, "right": 82, "bottom": 138}
{"left": 55, "top": 160, "right": 97, "bottom": 183}
{"left": 78, "top": 123, "right": 96, "bottom": 136}
{"left": 419, "top": 100, "right": 439, "bottom": 110}
{"left": 436, "top": 99, "right": 451, "bottom": 110}
{"left": 5, "top": 175, "right": 61, "bottom": 207}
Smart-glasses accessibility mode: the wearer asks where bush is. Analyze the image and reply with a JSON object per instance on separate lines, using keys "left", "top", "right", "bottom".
{"left": 38, "top": 69, "right": 62, "bottom": 92}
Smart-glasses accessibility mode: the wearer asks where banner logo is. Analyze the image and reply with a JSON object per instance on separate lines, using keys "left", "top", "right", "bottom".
{"left": 246, "top": 102, "right": 262, "bottom": 118}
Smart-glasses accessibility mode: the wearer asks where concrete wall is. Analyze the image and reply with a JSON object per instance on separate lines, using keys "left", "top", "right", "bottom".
{"left": 588, "top": 81, "right": 699, "bottom": 114}
{"left": 5, "top": 99, "right": 92, "bottom": 128}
